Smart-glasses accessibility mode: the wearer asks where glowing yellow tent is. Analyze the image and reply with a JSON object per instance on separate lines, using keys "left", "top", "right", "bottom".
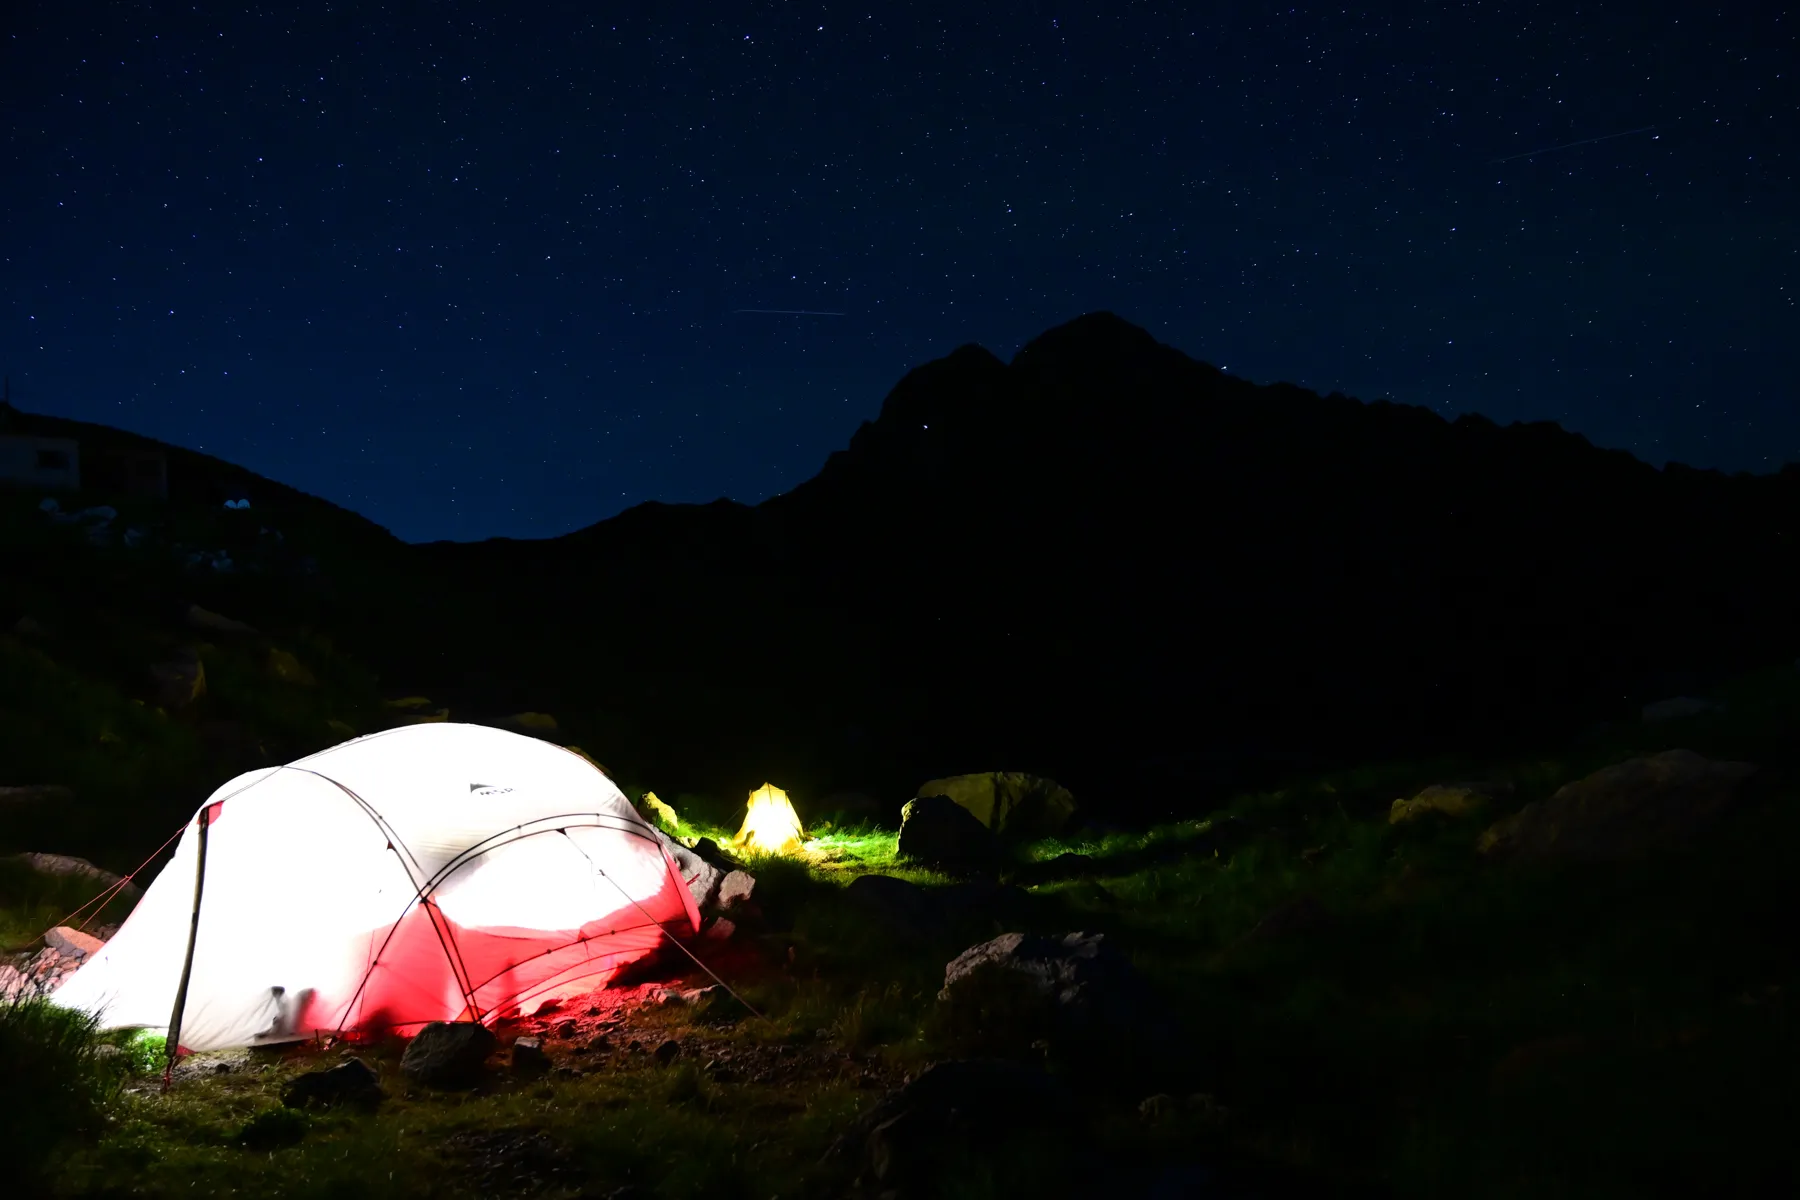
{"left": 733, "top": 783, "right": 805, "bottom": 855}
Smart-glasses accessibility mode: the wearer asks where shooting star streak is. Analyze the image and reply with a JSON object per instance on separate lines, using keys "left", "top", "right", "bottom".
{"left": 733, "top": 308, "right": 846, "bottom": 316}
{"left": 1490, "top": 125, "right": 1657, "bottom": 164}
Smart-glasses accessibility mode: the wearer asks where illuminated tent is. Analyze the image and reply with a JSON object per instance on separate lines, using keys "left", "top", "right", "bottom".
{"left": 732, "top": 783, "right": 805, "bottom": 856}
{"left": 53, "top": 723, "right": 699, "bottom": 1053}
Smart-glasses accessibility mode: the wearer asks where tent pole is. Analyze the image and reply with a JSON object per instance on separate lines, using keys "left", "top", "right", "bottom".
{"left": 162, "top": 806, "right": 213, "bottom": 1089}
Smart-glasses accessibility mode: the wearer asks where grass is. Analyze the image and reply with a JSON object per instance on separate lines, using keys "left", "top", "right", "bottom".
{"left": 0, "top": 999, "right": 133, "bottom": 1187}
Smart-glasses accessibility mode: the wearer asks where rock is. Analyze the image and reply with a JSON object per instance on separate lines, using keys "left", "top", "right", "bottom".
{"left": 716, "top": 870, "right": 756, "bottom": 909}
{"left": 653, "top": 1039, "right": 682, "bottom": 1065}
{"left": 913, "top": 771, "right": 1078, "bottom": 839}
{"left": 1477, "top": 749, "right": 1757, "bottom": 862}
{"left": 44, "top": 926, "right": 105, "bottom": 958}
{"left": 11, "top": 615, "right": 48, "bottom": 638}
{"left": 9, "top": 853, "right": 141, "bottom": 901}
{"left": 1642, "top": 696, "right": 1726, "bottom": 723}
{"left": 845, "top": 873, "right": 946, "bottom": 941}
{"left": 282, "top": 1057, "right": 383, "bottom": 1108}
{"left": 0, "top": 785, "right": 74, "bottom": 807}
{"left": 703, "top": 917, "right": 737, "bottom": 942}
{"left": 1390, "top": 782, "right": 1510, "bottom": 826}
{"left": 510, "top": 1036, "right": 551, "bottom": 1078}
{"left": 639, "top": 791, "right": 681, "bottom": 832}
{"left": 653, "top": 828, "right": 725, "bottom": 909}
{"left": 266, "top": 647, "right": 317, "bottom": 686}
{"left": 687, "top": 837, "right": 738, "bottom": 871}
{"left": 186, "top": 604, "right": 258, "bottom": 636}
{"left": 172, "top": 1049, "right": 252, "bottom": 1080}
{"left": 1245, "top": 894, "right": 1331, "bottom": 942}
{"left": 150, "top": 656, "right": 206, "bottom": 709}
{"left": 938, "top": 931, "right": 1150, "bottom": 1041}
{"left": 399, "top": 1021, "right": 497, "bottom": 1088}
{"left": 820, "top": 1060, "right": 1077, "bottom": 1190}
{"left": 897, "top": 795, "right": 998, "bottom": 867}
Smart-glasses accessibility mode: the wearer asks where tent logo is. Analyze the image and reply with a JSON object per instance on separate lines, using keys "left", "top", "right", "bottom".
{"left": 470, "top": 782, "right": 513, "bottom": 796}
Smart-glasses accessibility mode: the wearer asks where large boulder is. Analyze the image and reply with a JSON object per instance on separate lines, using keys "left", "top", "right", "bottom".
{"left": 44, "top": 927, "right": 105, "bottom": 958}
{"left": 716, "top": 870, "right": 756, "bottom": 910}
{"left": 938, "top": 931, "right": 1151, "bottom": 1044}
{"left": 1477, "top": 749, "right": 1756, "bottom": 862}
{"left": 399, "top": 1021, "right": 496, "bottom": 1088}
{"left": 913, "top": 771, "right": 1077, "bottom": 839}
{"left": 652, "top": 828, "right": 725, "bottom": 910}
{"left": 283, "top": 1056, "right": 384, "bottom": 1108}
{"left": 897, "top": 795, "right": 997, "bottom": 867}
{"left": 1390, "top": 782, "right": 1511, "bottom": 826}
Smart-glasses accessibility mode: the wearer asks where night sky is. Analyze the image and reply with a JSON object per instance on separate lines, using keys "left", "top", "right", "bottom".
{"left": 4, "top": 3, "right": 1795, "bottom": 543}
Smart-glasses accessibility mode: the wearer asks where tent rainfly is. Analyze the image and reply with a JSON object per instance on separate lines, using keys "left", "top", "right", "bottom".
{"left": 53, "top": 723, "right": 699, "bottom": 1053}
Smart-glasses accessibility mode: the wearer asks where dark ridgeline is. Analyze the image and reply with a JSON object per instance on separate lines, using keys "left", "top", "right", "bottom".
{"left": 397, "top": 313, "right": 1800, "bottom": 816}
{"left": 7, "top": 313, "right": 1797, "bottom": 820}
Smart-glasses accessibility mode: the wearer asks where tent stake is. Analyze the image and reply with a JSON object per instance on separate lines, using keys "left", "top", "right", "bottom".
{"left": 162, "top": 806, "right": 213, "bottom": 1089}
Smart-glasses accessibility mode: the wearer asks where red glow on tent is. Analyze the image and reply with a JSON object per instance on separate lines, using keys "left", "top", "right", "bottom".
{"left": 321, "top": 856, "right": 695, "bottom": 1036}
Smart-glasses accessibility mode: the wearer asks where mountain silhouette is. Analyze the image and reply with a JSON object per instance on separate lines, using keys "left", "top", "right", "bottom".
{"left": 8, "top": 314, "right": 1797, "bottom": 816}
{"left": 394, "top": 312, "right": 1800, "bottom": 812}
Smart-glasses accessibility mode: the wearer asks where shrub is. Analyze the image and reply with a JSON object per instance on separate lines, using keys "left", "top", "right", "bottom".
{"left": 0, "top": 997, "right": 124, "bottom": 1184}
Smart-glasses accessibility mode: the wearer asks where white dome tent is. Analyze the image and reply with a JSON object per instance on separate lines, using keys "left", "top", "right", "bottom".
{"left": 54, "top": 723, "right": 699, "bottom": 1053}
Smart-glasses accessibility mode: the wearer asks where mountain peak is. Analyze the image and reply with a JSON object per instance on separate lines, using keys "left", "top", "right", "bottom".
{"left": 1010, "top": 310, "right": 1163, "bottom": 370}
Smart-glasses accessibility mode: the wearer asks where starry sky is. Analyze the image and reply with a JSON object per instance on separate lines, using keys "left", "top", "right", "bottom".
{"left": 3, "top": 2, "right": 1795, "bottom": 542}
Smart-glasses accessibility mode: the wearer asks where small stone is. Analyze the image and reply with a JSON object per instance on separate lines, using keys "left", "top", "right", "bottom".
{"left": 653, "top": 1039, "right": 682, "bottom": 1066}
{"left": 703, "top": 917, "right": 737, "bottom": 942}
{"left": 556, "top": 1018, "right": 580, "bottom": 1038}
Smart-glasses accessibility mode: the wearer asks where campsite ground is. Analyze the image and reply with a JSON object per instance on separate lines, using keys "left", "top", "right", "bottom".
{"left": 6, "top": 665, "right": 1799, "bottom": 1197}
